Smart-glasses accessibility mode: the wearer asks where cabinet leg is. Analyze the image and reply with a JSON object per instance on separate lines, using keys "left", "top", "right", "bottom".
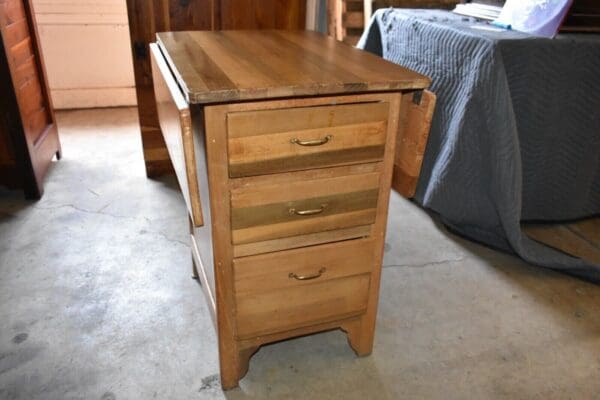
{"left": 342, "top": 318, "right": 374, "bottom": 357}
{"left": 220, "top": 345, "right": 259, "bottom": 390}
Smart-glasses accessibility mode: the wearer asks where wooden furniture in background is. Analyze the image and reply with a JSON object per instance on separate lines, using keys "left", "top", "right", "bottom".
{"left": 150, "top": 29, "right": 430, "bottom": 388}
{"left": 125, "top": 0, "right": 306, "bottom": 178}
{"left": 0, "top": 0, "right": 60, "bottom": 198}
{"left": 561, "top": 0, "right": 600, "bottom": 32}
{"left": 31, "top": 0, "right": 136, "bottom": 109}
{"left": 328, "top": 0, "right": 368, "bottom": 45}
{"left": 524, "top": 218, "right": 600, "bottom": 265}
{"left": 328, "top": 0, "right": 461, "bottom": 45}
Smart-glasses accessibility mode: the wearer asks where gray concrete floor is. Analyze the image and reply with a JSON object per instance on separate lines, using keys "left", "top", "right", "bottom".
{"left": 0, "top": 108, "right": 598, "bottom": 400}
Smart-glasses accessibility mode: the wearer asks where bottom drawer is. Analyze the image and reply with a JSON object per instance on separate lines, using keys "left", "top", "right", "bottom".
{"left": 235, "top": 274, "right": 370, "bottom": 339}
{"left": 233, "top": 240, "right": 374, "bottom": 339}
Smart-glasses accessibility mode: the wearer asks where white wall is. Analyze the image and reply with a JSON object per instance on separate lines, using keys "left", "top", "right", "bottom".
{"left": 32, "top": 0, "right": 136, "bottom": 109}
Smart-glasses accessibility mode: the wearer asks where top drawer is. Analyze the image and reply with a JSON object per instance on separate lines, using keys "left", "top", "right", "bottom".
{"left": 227, "top": 102, "right": 390, "bottom": 178}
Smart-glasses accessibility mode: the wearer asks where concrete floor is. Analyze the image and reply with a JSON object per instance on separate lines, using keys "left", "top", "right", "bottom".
{"left": 0, "top": 108, "right": 598, "bottom": 400}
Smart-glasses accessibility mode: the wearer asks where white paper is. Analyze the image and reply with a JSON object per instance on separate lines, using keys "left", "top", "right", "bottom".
{"left": 495, "top": 0, "right": 574, "bottom": 38}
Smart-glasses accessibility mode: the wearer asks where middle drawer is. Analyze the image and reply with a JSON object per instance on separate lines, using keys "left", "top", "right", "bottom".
{"left": 230, "top": 170, "right": 381, "bottom": 245}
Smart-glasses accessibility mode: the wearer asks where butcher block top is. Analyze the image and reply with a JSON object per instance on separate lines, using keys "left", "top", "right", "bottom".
{"left": 155, "top": 30, "right": 431, "bottom": 104}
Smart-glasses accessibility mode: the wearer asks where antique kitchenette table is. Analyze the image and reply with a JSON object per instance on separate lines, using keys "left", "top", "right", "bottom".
{"left": 149, "top": 30, "right": 431, "bottom": 389}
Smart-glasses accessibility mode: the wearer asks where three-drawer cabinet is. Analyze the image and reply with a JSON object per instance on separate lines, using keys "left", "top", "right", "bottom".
{"left": 149, "top": 30, "right": 430, "bottom": 389}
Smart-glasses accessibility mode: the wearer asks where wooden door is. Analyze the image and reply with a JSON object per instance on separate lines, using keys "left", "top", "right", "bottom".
{"left": 0, "top": 0, "right": 60, "bottom": 198}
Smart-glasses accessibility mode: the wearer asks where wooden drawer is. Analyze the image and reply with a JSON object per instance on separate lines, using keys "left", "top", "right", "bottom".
{"left": 233, "top": 239, "right": 374, "bottom": 338}
{"left": 230, "top": 169, "right": 381, "bottom": 245}
{"left": 227, "top": 101, "right": 390, "bottom": 178}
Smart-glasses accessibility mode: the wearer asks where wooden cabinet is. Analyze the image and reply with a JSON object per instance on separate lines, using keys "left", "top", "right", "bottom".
{"left": 0, "top": 0, "right": 60, "bottom": 198}
{"left": 150, "top": 30, "right": 430, "bottom": 389}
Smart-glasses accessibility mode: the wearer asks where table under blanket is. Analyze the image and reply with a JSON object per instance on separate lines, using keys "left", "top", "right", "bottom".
{"left": 358, "top": 9, "right": 600, "bottom": 282}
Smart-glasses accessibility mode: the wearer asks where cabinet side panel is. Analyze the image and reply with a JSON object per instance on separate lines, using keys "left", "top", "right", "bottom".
{"left": 192, "top": 108, "right": 215, "bottom": 298}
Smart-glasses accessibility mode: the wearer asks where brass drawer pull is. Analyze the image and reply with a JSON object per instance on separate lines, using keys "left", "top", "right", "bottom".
{"left": 289, "top": 267, "right": 326, "bottom": 281}
{"left": 290, "top": 134, "right": 332, "bottom": 146}
{"left": 289, "top": 204, "right": 327, "bottom": 216}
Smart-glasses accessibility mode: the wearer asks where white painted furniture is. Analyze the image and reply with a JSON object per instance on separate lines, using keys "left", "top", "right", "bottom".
{"left": 32, "top": 0, "right": 135, "bottom": 109}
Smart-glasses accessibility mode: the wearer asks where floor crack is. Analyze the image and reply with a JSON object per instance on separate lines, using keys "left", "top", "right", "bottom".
{"left": 155, "top": 231, "right": 189, "bottom": 247}
{"left": 34, "top": 204, "right": 134, "bottom": 220}
{"left": 383, "top": 256, "right": 465, "bottom": 269}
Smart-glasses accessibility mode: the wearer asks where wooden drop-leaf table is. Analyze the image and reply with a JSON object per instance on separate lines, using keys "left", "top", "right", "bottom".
{"left": 149, "top": 30, "right": 431, "bottom": 389}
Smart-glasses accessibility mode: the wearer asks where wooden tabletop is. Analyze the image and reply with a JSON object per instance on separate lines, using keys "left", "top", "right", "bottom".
{"left": 156, "top": 30, "right": 431, "bottom": 104}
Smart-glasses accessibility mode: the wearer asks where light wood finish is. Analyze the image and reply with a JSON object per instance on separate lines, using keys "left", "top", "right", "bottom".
{"left": 150, "top": 43, "right": 203, "bottom": 226}
{"left": 234, "top": 239, "right": 374, "bottom": 295}
{"left": 328, "top": 0, "right": 368, "bottom": 46}
{"left": 125, "top": 0, "right": 307, "bottom": 178}
{"left": 231, "top": 171, "right": 380, "bottom": 244}
{"left": 156, "top": 30, "right": 430, "bottom": 105}
{"left": 150, "top": 31, "right": 430, "bottom": 389}
{"left": 233, "top": 224, "right": 372, "bottom": 258}
{"left": 236, "top": 272, "right": 371, "bottom": 339}
{"left": 227, "top": 102, "right": 389, "bottom": 177}
{"left": 393, "top": 89, "right": 436, "bottom": 198}
{"left": 0, "top": 0, "right": 61, "bottom": 198}
{"left": 201, "top": 93, "right": 402, "bottom": 389}
{"left": 524, "top": 218, "right": 600, "bottom": 265}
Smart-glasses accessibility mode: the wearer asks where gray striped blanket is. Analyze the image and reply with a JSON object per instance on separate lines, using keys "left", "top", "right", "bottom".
{"left": 359, "top": 9, "right": 600, "bottom": 282}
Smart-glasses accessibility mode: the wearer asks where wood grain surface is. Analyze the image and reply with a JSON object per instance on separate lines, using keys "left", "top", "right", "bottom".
{"left": 233, "top": 238, "right": 375, "bottom": 296}
{"left": 235, "top": 272, "right": 370, "bottom": 339}
{"left": 393, "top": 89, "right": 436, "bottom": 198}
{"left": 125, "top": 0, "right": 306, "bottom": 177}
{"left": 524, "top": 218, "right": 600, "bottom": 264}
{"left": 0, "top": 0, "right": 60, "bottom": 198}
{"left": 230, "top": 171, "right": 380, "bottom": 244}
{"left": 227, "top": 101, "right": 389, "bottom": 177}
{"left": 156, "top": 30, "right": 431, "bottom": 104}
{"left": 150, "top": 43, "right": 203, "bottom": 227}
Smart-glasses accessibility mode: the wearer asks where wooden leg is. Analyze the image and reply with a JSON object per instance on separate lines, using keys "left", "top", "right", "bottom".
{"left": 237, "top": 346, "right": 258, "bottom": 384}
{"left": 342, "top": 317, "right": 374, "bottom": 357}
{"left": 220, "top": 344, "right": 259, "bottom": 390}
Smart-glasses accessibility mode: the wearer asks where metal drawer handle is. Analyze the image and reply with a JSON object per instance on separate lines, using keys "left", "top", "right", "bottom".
{"left": 289, "top": 204, "right": 327, "bottom": 216}
{"left": 290, "top": 134, "right": 332, "bottom": 146}
{"left": 289, "top": 267, "right": 326, "bottom": 281}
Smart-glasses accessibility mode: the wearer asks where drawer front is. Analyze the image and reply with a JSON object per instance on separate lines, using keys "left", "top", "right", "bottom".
{"left": 233, "top": 240, "right": 374, "bottom": 338}
{"left": 230, "top": 171, "right": 380, "bottom": 245}
{"left": 227, "top": 101, "right": 390, "bottom": 178}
